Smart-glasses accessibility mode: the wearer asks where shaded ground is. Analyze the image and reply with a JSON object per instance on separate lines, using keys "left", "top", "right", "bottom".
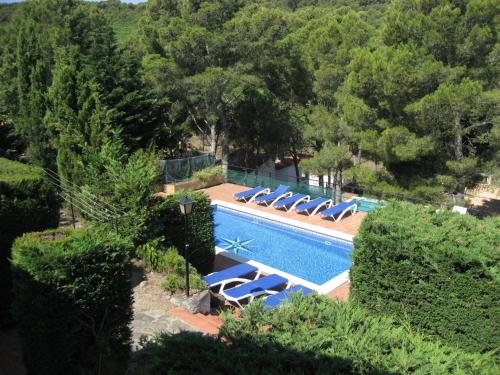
{"left": 0, "top": 329, "right": 26, "bottom": 375}
{"left": 130, "top": 261, "right": 200, "bottom": 350}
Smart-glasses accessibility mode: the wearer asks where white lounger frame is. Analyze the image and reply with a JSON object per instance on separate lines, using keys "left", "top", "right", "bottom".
{"left": 296, "top": 199, "right": 333, "bottom": 216}
{"left": 235, "top": 188, "right": 271, "bottom": 203}
{"left": 205, "top": 270, "right": 262, "bottom": 294}
{"left": 325, "top": 203, "right": 358, "bottom": 222}
{"left": 258, "top": 191, "right": 293, "bottom": 207}
{"left": 222, "top": 281, "right": 291, "bottom": 309}
{"left": 275, "top": 195, "right": 310, "bottom": 212}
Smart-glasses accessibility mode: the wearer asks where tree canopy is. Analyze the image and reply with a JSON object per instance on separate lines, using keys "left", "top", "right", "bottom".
{"left": 0, "top": 0, "right": 498, "bottom": 200}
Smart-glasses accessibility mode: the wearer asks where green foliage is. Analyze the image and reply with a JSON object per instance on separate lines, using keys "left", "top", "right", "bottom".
{"left": 190, "top": 164, "right": 223, "bottom": 182}
{"left": 146, "top": 191, "right": 215, "bottom": 275}
{"left": 97, "top": 0, "right": 144, "bottom": 45}
{"left": 137, "top": 240, "right": 206, "bottom": 293}
{"left": 0, "top": 157, "right": 60, "bottom": 327}
{"left": 83, "top": 147, "right": 161, "bottom": 244}
{"left": 137, "top": 237, "right": 173, "bottom": 272}
{"left": 351, "top": 201, "right": 500, "bottom": 355}
{"left": 160, "top": 250, "right": 206, "bottom": 294}
{"left": 11, "top": 226, "right": 133, "bottom": 375}
{"left": 131, "top": 295, "right": 497, "bottom": 374}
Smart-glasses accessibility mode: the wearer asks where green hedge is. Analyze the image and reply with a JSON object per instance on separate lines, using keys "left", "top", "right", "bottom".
{"left": 11, "top": 227, "right": 133, "bottom": 375}
{"left": 350, "top": 201, "right": 500, "bottom": 356}
{"left": 0, "top": 158, "right": 59, "bottom": 327}
{"left": 145, "top": 191, "right": 215, "bottom": 275}
{"left": 130, "top": 295, "right": 497, "bottom": 374}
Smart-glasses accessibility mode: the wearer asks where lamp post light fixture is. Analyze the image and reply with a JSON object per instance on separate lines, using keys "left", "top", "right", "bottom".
{"left": 178, "top": 196, "right": 195, "bottom": 297}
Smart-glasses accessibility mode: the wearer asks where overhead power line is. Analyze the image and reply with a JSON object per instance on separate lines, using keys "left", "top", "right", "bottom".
{"left": 43, "top": 169, "right": 127, "bottom": 224}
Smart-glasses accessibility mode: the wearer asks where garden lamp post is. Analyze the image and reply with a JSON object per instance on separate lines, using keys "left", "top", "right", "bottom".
{"left": 178, "top": 196, "right": 195, "bottom": 297}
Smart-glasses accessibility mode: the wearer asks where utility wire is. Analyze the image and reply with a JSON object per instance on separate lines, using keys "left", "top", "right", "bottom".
{"left": 44, "top": 168, "right": 127, "bottom": 216}
{"left": 44, "top": 169, "right": 126, "bottom": 218}
{"left": 44, "top": 172, "right": 117, "bottom": 220}
{"left": 55, "top": 191, "right": 109, "bottom": 222}
{"left": 44, "top": 169, "right": 125, "bottom": 222}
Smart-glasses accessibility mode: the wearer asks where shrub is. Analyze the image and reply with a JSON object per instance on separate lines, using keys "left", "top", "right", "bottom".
{"left": 131, "top": 295, "right": 497, "bottom": 374}
{"left": 191, "top": 164, "right": 223, "bottom": 182}
{"left": 145, "top": 191, "right": 215, "bottom": 275}
{"left": 11, "top": 227, "right": 133, "bottom": 375}
{"left": 83, "top": 148, "right": 162, "bottom": 245}
{"left": 350, "top": 201, "right": 500, "bottom": 356}
{"left": 137, "top": 239, "right": 206, "bottom": 293}
{"left": 137, "top": 237, "right": 172, "bottom": 272}
{"left": 0, "top": 158, "right": 60, "bottom": 327}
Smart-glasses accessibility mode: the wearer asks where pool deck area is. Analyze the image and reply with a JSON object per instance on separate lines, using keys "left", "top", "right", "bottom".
{"left": 200, "top": 183, "right": 367, "bottom": 300}
{"left": 200, "top": 183, "right": 367, "bottom": 236}
{"left": 157, "top": 182, "right": 367, "bottom": 335}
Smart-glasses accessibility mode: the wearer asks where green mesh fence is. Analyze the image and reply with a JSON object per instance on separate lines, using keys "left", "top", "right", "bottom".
{"left": 226, "top": 170, "right": 343, "bottom": 201}
{"left": 161, "top": 153, "right": 215, "bottom": 183}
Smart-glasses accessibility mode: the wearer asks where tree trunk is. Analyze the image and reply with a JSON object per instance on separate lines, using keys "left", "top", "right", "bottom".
{"left": 291, "top": 144, "right": 300, "bottom": 183}
{"left": 219, "top": 107, "right": 229, "bottom": 178}
{"left": 333, "top": 169, "right": 339, "bottom": 204}
{"left": 318, "top": 174, "right": 324, "bottom": 195}
{"left": 339, "top": 169, "right": 343, "bottom": 202}
{"left": 209, "top": 122, "right": 217, "bottom": 155}
{"left": 454, "top": 116, "right": 465, "bottom": 197}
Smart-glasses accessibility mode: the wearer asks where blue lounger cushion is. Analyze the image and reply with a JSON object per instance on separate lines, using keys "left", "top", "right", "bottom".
{"left": 264, "top": 285, "right": 314, "bottom": 309}
{"left": 295, "top": 197, "right": 331, "bottom": 213}
{"left": 255, "top": 185, "right": 289, "bottom": 204}
{"left": 233, "top": 186, "right": 268, "bottom": 200}
{"left": 224, "top": 274, "right": 288, "bottom": 300}
{"left": 273, "top": 194, "right": 309, "bottom": 208}
{"left": 320, "top": 201, "right": 354, "bottom": 218}
{"left": 203, "top": 263, "right": 258, "bottom": 287}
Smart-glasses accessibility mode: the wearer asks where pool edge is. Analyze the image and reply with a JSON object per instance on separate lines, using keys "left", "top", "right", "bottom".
{"left": 212, "top": 200, "right": 354, "bottom": 242}
{"left": 212, "top": 200, "right": 352, "bottom": 294}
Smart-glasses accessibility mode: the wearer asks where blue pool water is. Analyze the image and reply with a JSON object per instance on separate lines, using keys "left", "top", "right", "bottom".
{"left": 350, "top": 198, "right": 383, "bottom": 212}
{"left": 213, "top": 205, "right": 352, "bottom": 285}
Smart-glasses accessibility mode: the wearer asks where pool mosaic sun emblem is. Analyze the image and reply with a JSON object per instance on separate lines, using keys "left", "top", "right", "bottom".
{"left": 221, "top": 236, "right": 254, "bottom": 254}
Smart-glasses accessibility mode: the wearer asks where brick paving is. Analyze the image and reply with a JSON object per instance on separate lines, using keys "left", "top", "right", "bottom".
{"left": 200, "top": 183, "right": 367, "bottom": 236}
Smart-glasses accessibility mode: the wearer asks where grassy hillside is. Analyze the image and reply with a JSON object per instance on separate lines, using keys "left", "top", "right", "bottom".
{"left": 0, "top": 1, "right": 144, "bottom": 45}
{"left": 97, "top": 1, "right": 145, "bottom": 45}
{"left": 0, "top": 3, "right": 21, "bottom": 24}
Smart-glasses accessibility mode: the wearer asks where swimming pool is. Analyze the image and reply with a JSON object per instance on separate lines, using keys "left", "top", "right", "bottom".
{"left": 349, "top": 197, "right": 384, "bottom": 212}
{"left": 213, "top": 204, "right": 353, "bottom": 287}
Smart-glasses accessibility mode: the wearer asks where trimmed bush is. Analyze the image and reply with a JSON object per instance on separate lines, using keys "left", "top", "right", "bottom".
{"left": 351, "top": 201, "right": 500, "bottom": 355}
{"left": 190, "top": 165, "right": 223, "bottom": 182}
{"left": 146, "top": 191, "right": 215, "bottom": 275}
{"left": 137, "top": 240, "right": 206, "bottom": 293}
{"left": 130, "top": 295, "right": 497, "bottom": 374}
{"left": 0, "top": 158, "right": 59, "bottom": 327}
{"left": 11, "top": 227, "right": 133, "bottom": 375}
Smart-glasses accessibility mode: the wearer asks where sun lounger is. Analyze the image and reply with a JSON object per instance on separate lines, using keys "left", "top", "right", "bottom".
{"left": 273, "top": 193, "right": 310, "bottom": 212}
{"left": 254, "top": 185, "right": 292, "bottom": 206}
{"left": 203, "top": 263, "right": 261, "bottom": 293}
{"left": 222, "top": 274, "right": 289, "bottom": 308}
{"left": 233, "top": 186, "right": 270, "bottom": 203}
{"left": 294, "top": 197, "right": 333, "bottom": 216}
{"left": 264, "top": 285, "right": 314, "bottom": 309}
{"left": 320, "top": 201, "right": 357, "bottom": 222}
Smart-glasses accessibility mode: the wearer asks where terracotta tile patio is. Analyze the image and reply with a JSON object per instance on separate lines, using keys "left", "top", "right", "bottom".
{"left": 200, "top": 183, "right": 367, "bottom": 236}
